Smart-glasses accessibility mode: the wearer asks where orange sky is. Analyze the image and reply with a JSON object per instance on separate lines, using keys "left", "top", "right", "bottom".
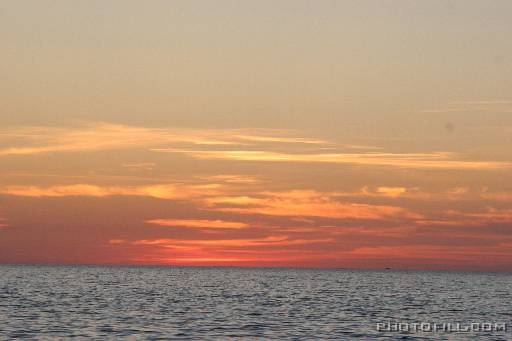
{"left": 1, "top": 1, "right": 512, "bottom": 270}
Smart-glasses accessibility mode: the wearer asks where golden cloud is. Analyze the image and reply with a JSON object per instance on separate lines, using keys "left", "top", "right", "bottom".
{"left": 157, "top": 149, "right": 512, "bottom": 170}
{"left": 196, "top": 175, "right": 262, "bottom": 184}
{"left": 146, "top": 219, "right": 249, "bottom": 229}
{"left": 205, "top": 190, "right": 423, "bottom": 220}
{"left": 112, "top": 235, "right": 332, "bottom": 248}
{"left": 375, "top": 187, "right": 408, "bottom": 198}
{"left": 415, "top": 207, "right": 512, "bottom": 228}
{"left": 0, "top": 122, "right": 329, "bottom": 156}
{"left": 3, "top": 122, "right": 508, "bottom": 172}
{"left": 0, "top": 183, "right": 223, "bottom": 200}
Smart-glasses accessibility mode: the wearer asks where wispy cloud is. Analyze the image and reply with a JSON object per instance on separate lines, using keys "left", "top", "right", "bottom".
{"left": 445, "top": 208, "right": 512, "bottom": 224}
{"left": 453, "top": 100, "right": 512, "bottom": 105}
{"left": 4, "top": 122, "right": 507, "bottom": 171}
{"left": 420, "top": 100, "right": 512, "bottom": 114}
{"left": 122, "top": 162, "right": 156, "bottom": 171}
{"left": 0, "top": 122, "right": 329, "bottom": 156}
{"left": 146, "top": 219, "right": 248, "bottom": 229}
{"left": 355, "top": 186, "right": 472, "bottom": 200}
{"left": 414, "top": 207, "right": 512, "bottom": 228}
{"left": 196, "top": 175, "right": 262, "bottom": 184}
{"left": 155, "top": 149, "right": 512, "bottom": 170}
{"left": 108, "top": 235, "right": 335, "bottom": 264}
{"left": 111, "top": 235, "right": 333, "bottom": 248}
{"left": 0, "top": 183, "right": 223, "bottom": 200}
{"left": 6, "top": 182, "right": 465, "bottom": 202}
{"left": 205, "top": 190, "right": 422, "bottom": 220}
{"left": 374, "top": 187, "right": 407, "bottom": 198}
{"left": 232, "top": 135, "right": 326, "bottom": 145}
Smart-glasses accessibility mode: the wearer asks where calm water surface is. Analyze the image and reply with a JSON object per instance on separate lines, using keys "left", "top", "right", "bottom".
{"left": 0, "top": 265, "right": 511, "bottom": 340}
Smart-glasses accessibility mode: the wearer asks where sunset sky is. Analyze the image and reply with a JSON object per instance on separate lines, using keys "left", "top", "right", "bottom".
{"left": 1, "top": 0, "right": 512, "bottom": 270}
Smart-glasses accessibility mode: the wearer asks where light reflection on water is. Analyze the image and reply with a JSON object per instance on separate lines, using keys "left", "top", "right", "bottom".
{"left": 1, "top": 265, "right": 511, "bottom": 340}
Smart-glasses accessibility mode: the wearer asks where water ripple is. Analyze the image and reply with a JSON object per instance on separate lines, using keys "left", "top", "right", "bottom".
{"left": 0, "top": 265, "right": 511, "bottom": 340}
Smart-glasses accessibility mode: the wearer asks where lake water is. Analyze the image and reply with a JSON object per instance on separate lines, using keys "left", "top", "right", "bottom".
{"left": 0, "top": 265, "right": 511, "bottom": 340}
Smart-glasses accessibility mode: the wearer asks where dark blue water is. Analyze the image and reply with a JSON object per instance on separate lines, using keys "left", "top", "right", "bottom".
{"left": 0, "top": 265, "right": 510, "bottom": 340}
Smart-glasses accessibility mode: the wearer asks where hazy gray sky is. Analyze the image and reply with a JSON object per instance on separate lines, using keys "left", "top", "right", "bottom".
{"left": 2, "top": 0, "right": 511, "bottom": 131}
